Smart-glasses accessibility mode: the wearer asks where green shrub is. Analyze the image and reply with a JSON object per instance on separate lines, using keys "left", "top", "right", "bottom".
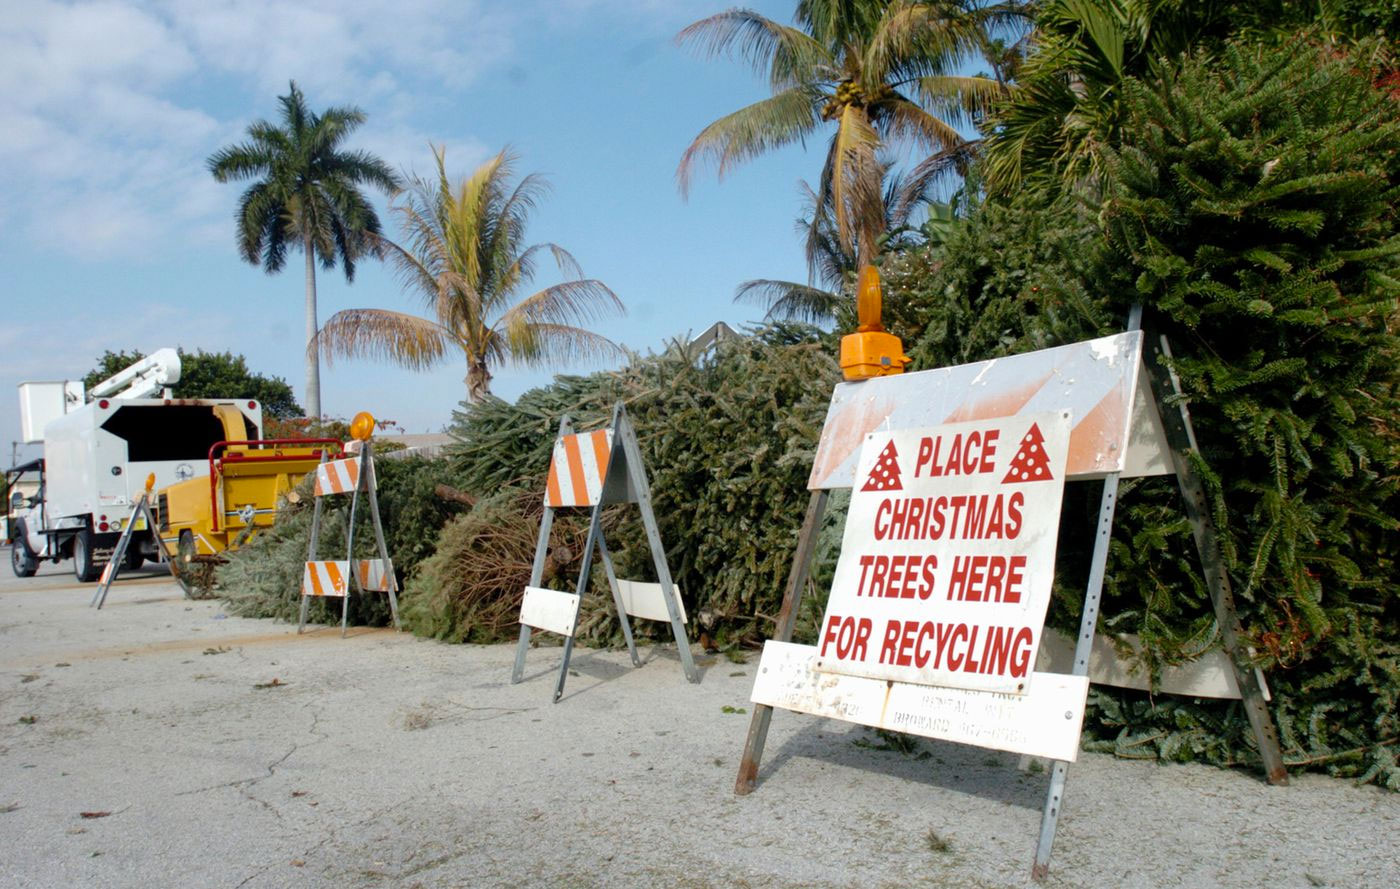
{"left": 885, "top": 38, "right": 1400, "bottom": 785}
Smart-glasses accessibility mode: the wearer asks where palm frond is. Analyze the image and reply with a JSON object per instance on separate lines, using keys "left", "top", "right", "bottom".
{"left": 497, "top": 322, "right": 623, "bottom": 368}
{"left": 735, "top": 278, "right": 844, "bottom": 324}
{"left": 911, "top": 74, "right": 1006, "bottom": 124}
{"left": 500, "top": 279, "right": 625, "bottom": 330}
{"left": 677, "top": 87, "right": 823, "bottom": 196}
{"left": 317, "top": 308, "right": 451, "bottom": 371}
{"left": 207, "top": 140, "right": 277, "bottom": 182}
{"left": 867, "top": 1, "right": 982, "bottom": 86}
{"left": 677, "top": 10, "right": 832, "bottom": 89}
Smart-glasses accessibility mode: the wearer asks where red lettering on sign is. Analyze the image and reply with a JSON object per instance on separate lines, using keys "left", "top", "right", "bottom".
{"left": 855, "top": 554, "right": 938, "bottom": 599}
{"left": 1006, "top": 492, "right": 1023, "bottom": 538}
{"left": 915, "top": 437, "right": 935, "bottom": 477}
{"left": 946, "top": 554, "right": 1027, "bottom": 603}
{"left": 821, "top": 614, "right": 873, "bottom": 660}
{"left": 873, "top": 501, "right": 891, "bottom": 540}
{"left": 866, "top": 620, "right": 1034, "bottom": 678}
{"left": 856, "top": 554, "right": 875, "bottom": 593}
{"left": 917, "top": 430, "right": 1002, "bottom": 478}
{"left": 880, "top": 620, "right": 901, "bottom": 664}
{"left": 1009, "top": 626, "right": 1034, "bottom": 677}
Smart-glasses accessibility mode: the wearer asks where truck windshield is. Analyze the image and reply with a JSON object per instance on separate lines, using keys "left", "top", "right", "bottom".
{"left": 100, "top": 406, "right": 236, "bottom": 462}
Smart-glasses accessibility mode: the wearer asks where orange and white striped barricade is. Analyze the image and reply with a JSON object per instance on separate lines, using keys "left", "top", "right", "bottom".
{"left": 512, "top": 402, "right": 697, "bottom": 701}
{"left": 298, "top": 439, "right": 401, "bottom": 637}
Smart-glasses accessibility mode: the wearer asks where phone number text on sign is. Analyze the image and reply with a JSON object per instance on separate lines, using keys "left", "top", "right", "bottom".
{"left": 813, "top": 411, "right": 1071, "bottom": 694}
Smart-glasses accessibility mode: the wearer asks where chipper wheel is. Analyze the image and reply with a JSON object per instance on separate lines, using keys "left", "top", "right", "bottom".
{"left": 170, "top": 531, "right": 221, "bottom": 599}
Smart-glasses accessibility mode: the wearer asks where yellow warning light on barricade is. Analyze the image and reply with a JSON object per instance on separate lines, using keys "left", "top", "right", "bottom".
{"left": 350, "top": 411, "right": 376, "bottom": 442}
{"left": 145, "top": 473, "right": 156, "bottom": 493}
{"left": 840, "top": 265, "right": 910, "bottom": 381}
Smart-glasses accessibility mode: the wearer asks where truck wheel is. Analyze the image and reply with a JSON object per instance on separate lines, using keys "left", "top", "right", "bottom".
{"left": 11, "top": 542, "right": 38, "bottom": 578}
{"left": 125, "top": 547, "right": 144, "bottom": 571}
{"left": 73, "top": 527, "right": 101, "bottom": 583}
{"left": 172, "top": 531, "right": 198, "bottom": 597}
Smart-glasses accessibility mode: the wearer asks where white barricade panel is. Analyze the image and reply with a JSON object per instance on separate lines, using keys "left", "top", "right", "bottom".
{"left": 314, "top": 458, "right": 361, "bottom": 496}
{"left": 520, "top": 586, "right": 581, "bottom": 637}
{"left": 303, "top": 560, "right": 350, "bottom": 598}
{"left": 752, "top": 641, "right": 1090, "bottom": 762}
{"left": 616, "top": 579, "right": 686, "bottom": 624}
{"left": 545, "top": 429, "right": 612, "bottom": 507}
{"left": 355, "top": 558, "right": 393, "bottom": 592}
{"left": 807, "top": 331, "right": 1171, "bottom": 488}
{"left": 1036, "top": 629, "right": 1269, "bottom": 701}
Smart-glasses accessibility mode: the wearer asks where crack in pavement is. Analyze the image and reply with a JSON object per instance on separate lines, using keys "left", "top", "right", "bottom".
{"left": 232, "top": 797, "right": 414, "bottom": 889}
{"left": 177, "top": 701, "right": 324, "bottom": 801}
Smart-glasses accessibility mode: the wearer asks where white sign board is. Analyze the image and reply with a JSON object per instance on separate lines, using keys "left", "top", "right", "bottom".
{"left": 616, "top": 579, "right": 687, "bottom": 624}
{"left": 814, "top": 412, "right": 1071, "bottom": 694}
{"left": 520, "top": 586, "right": 581, "bottom": 637}
{"left": 753, "top": 641, "right": 1090, "bottom": 761}
{"left": 807, "top": 331, "right": 1170, "bottom": 489}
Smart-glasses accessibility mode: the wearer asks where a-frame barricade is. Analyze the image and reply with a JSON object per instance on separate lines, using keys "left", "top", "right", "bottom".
{"left": 512, "top": 402, "right": 697, "bottom": 702}
{"left": 734, "top": 319, "right": 1287, "bottom": 880}
{"left": 298, "top": 441, "right": 401, "bottom": 637}
{"left": 92, "top": 473, "right": 168, "bottom": 609}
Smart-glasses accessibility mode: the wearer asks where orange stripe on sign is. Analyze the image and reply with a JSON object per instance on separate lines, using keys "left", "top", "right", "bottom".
{"left": 563, "top": 435, "right": 587, "bottom": 504}
{"left": 589, "top": 429, "right": 611, "bottom": 487}
{"left": 307, "top": 564, "right": 325, "bottom": 597}
{"left": 545, "top": 458, "right": 563, "bottom": 506}
{"left": 325, "top": 562, "right": 344, "bottom": 595}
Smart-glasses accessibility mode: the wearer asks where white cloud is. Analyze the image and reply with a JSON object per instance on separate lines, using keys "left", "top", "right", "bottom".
{"left": 0, "top": 0, "right": 518, "bottom": 258}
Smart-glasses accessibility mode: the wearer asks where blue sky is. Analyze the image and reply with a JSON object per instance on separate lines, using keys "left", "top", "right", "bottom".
{"left": 1, "top": 0, "right": 953, "bottom": 460}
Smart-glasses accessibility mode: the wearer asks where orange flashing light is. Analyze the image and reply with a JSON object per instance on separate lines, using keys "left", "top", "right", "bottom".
{"left": 350, "top": 411, "right": 376, "bottom": 442}
{"left": 840, "top": 265, "right": 910, "bottom": 381}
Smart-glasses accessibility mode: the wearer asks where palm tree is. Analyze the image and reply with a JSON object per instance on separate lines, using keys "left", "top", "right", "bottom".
{"left": 677, "top": 0, "right": 1008, "bottom": 267}
{"left": 736, "top": 152, "right": 965, "bottom": 323}
{"left": 317, "top": 148, "right": 624, "bottom": 403}
{"left": 207, "top": 81, "right": 399, "bottom": 420}
{"left": 980, "top": 0, "right": 1252, "bottom": 195}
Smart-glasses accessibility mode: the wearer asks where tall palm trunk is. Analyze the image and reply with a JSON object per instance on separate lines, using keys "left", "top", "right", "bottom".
{"left": 466, "top": 361, "right": 492, "bottom": 404}
{"left": 304, "top": 233, "right": 322, "bottom": 420}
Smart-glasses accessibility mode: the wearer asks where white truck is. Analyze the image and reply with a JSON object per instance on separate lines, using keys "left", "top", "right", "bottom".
{"left": 9, "top": 350, "right": 264, "bottom": 581}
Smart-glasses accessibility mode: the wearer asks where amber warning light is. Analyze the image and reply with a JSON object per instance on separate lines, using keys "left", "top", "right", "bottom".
{"left": 840, "top": 266, "right": 910, "bottom": 381}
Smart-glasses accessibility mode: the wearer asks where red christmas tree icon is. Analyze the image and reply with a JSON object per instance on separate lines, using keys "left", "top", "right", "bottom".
{"left": 1002, "top": 423, "right": 1054, "bottom": 483}
{"left": 861, "top": 440, "right": 903, "bottom": 492}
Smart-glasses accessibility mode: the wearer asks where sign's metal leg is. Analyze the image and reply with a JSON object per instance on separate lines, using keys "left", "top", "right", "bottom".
{"left": 515, "top": 417, "right": 573, "bottom": 684}
{"left": 512, "top": 506, "right": 556, "bottom": 683}
{"left": 93, "top": 495, "right": 143, "bottom": 609}
{"left": 340, "top": 455, "right": 363, "bottom": 640}
{"left": 554, "top": 503, "right": 604, "bottom": 703}
{"left": 617, "top": 409, "right": 698, "bottom": 683}
{"left": 596, "top": 534, "right": 640, "bottom": 667}
{"left": 736, "top": 489, "right": 829, "bottom": 795}
{"left": 299, "top": 460, "right": 327, "bottom": 635}
{"left": 1033, "top": 473, "right": 1119, "bottom": 880}
{"left": 362, "top": 445, "right": 400, "bottom": 629}
{"left": 1143, "top": 334, "right": 1289, "bottom": 785}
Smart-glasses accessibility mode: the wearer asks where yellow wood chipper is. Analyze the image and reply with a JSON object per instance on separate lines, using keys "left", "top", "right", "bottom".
{"left": 155, "top": 432, "right": 342, "bottom": 594}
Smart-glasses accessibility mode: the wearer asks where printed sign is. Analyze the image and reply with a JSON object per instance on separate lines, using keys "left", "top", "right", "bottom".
{"left": 753, "top": 641, "right": 1090, "bottom": 761}
{"left": 813, "top": 412, "right": 1071, "bottom": 694}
